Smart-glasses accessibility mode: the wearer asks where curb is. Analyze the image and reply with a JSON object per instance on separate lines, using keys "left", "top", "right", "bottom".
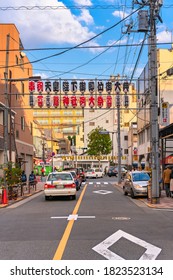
{"left": 0, "top": 189, "right": 43, "bottom": 208}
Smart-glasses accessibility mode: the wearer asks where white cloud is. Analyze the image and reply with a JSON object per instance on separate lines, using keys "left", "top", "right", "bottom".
{"left": 1, "top": 0, "right": 95, "bottom": 47}
{"left": 157, "top": 30, "right": 172, "bottom": 43}
{"left": 76, "top": 9, "right": 94, "bottom": 24}
{"left": 73, "top": 0, "right": 92, "bottom": 5}
{"left": 112, "top": 10, "right": 129, "bottom": 19}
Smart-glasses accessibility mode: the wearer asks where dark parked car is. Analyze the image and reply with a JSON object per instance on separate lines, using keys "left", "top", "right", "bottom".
{"left": 108, "top": 167, "right": 118, "bottom": 177}
{"left": 108, "top": 166, "right": 127, "bottom": 178}
{"left": 69, "top": 170, "right": 82, "bottom": 191}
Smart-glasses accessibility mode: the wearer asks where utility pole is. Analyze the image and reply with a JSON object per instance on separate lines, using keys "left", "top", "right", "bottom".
{"left": 4, "top": 34, "right": 10, "bottom": 193}
{"left": 133, "top": 0, "right": 162, "bottom": 203}
{"left": 149, "top": 0, "right": 161, "bottom": 203}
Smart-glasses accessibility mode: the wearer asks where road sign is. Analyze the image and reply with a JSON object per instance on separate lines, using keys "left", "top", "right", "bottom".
{"left": 160, "top": 102, "right": 169, "bottom": 126}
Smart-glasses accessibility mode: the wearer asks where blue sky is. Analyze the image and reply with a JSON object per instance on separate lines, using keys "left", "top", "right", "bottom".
{"left": 1, "top": 0, "right": 173, "bottom": 81}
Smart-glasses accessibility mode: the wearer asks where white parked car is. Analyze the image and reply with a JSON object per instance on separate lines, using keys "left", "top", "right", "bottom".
{"left": 86, "top": 168, "right": 104, "bottom": 178}
{"left": 44, "top": 172, "right": 76, "bottom": 200}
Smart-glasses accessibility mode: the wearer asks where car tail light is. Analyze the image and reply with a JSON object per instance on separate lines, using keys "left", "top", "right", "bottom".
{"left": 92, "top": 172, "right": 95, "bottom": 174}
{"left": 64, "top": 183, "right": 76, "bottom": 188}
{"left": 44, "top": 184, "right": 54, "bottom": 189}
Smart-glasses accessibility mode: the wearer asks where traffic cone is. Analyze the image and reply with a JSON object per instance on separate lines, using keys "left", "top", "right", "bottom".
{"left": 2, "top": 188, "right": 8, "bottom": 204}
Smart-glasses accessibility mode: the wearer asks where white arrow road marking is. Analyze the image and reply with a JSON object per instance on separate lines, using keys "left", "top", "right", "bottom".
{"left": 93, "top": 190, "right": 113, "bottom": 195}
{"left": 92, "top": 230, "right": 161, "bottom": 260}
{"left": 51, "top": 215, "right": 95, "bottom": 220}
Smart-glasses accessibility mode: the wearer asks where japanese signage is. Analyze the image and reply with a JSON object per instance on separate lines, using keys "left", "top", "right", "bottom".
{"left": 28, "top": 79, "right": 129, "bottom": 109}
{"left": 160, "top": 102, "right": 169, "bottom": 126}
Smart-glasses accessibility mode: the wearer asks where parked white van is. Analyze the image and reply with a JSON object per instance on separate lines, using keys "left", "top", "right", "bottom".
{"left": 86, "top": 168, "right": 104, "bottom": 178}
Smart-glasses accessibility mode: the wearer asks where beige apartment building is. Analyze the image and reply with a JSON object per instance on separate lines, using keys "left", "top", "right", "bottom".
{"left": 137, "top": 48, "right": 173, "bottom": 169}
{"left": 0, "top": 24, "right": 34, "bottom": 177}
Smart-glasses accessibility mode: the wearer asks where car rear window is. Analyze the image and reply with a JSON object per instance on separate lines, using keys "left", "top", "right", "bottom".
{"left": 87, "top": 169, "right": 94, "bottom": 172}
{"left": 48, "top": 173, "right": 73, "bottom": 181}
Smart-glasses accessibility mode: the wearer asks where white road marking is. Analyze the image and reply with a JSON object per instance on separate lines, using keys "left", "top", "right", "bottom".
{"left": 92, "top": 229, "right": 161, "bottom": 260}
{"left": 87, "top": 182, "right": 110, "bottom": 185}
{"left": 51, "top": 215, "right": 95, "bottom": 220}
{"left": 93, "top": 190, "right": 113, "bottom": 195}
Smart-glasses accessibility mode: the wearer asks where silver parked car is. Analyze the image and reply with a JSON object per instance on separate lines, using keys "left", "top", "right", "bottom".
{"left": 123, "top": 171, "right": 150, "bottom": 198}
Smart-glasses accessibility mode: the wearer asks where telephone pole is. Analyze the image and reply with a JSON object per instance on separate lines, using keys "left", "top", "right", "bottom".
{"left": 131, "top": 1, "right": 162, "bottom": 202}
{"left": 149, "top": 0, "right": 162, "bottom": 203}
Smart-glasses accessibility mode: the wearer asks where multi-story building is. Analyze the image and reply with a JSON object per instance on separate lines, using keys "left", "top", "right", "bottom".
{"left": 33, "top": 86, "right": 84, "bottom": 156}
{"left": 84, "top": 79, "right": 137, "bottom": 166}
{"left": 0, "top": 24, "right": 34, "bottom": 177}
{"left": 137, "top": 48, "right": 173, "bottom": 169}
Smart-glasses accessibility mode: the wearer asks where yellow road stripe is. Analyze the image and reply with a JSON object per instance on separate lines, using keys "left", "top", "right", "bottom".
{"left": 53, "top": 184, "right": 87, "bottom": 260}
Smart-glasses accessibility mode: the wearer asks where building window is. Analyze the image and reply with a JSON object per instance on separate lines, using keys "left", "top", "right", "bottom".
{"left": 124, "top": 122, "right": 129, "bottom": 127}
{"left": 21, "top": 117, "right": 25, "bottom": 130}
{"left": 21, "top": 82, "right": 25, "bottom": 96}
{"left": 30, "top": 122, "right": 33, "bottom": 135}
{"left": 124, "top": 135, "right": 128, "bottom": 141}
{"left": 106, "top": 120, "right": 109, "bottom": 123}
{"left": 89, "top": 122, "right": 95, "bottom": 126}
{"left": 16, "top": 130, "right": 19, "bottom": 139}
{"left": 16, "top": 55, "right": 19, "bottom": 65}
{"left": 124, "top": 149, "right": 128, "bottom": 155}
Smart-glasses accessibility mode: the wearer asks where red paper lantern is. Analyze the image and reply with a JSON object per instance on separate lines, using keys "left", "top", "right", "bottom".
{"left": 63, "top": 95, "right": 69, "bottom": 107}
{"left": 53, "top": 95, "right": 59, "bottom": 107}
{"left": 89, "top": 95, "right": 95, "bottom": 108}
{"left": 29, "top": 81, "right": 35, "bottom": 92}
{"left": 97, "top": 95, "right": 104, "bottom": 108}
{"left": 37, "top": 81, "right": 44, "bottom": 92}
{"left": 106, "top": 95, "right": 112, "bottom": 108}
{"left": 71, "top": 95, "right": 77, "bottom": 108}
{"left": 79, "top": 95, "right": 86, "bottom": 108}
{"left": 37, "top": 94, "right": 44, "bottom": 107}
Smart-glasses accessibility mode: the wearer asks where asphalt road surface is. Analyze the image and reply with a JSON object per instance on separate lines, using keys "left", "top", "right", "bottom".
{"left": 0, "top": 176, "right": 173, "bottom": 260}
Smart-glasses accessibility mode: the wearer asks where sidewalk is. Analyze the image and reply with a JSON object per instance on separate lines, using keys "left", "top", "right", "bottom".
{"left": 116, "top": 182, "right": 173, "bottom": 209}
{"left": 0, "top": 176, "right": 44, "bottom": 208}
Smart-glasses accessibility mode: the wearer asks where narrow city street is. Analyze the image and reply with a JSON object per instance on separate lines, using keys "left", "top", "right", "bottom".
{"left": 0, "top": 177, "right": 173, "bottom": 260}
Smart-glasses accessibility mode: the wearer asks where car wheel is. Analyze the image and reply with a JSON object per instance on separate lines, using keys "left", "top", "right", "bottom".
{"left": 45, "top": 196, "right": 49, "bottom": 201}
{"left": 73, "top": 195, "right": 76, "bottom": 200}
{"left": 130, "top": 189, "right": 135, "bottom": 199}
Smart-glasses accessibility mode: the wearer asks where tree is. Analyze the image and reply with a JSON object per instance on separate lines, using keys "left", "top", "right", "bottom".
{"left": 87, "top": 127, "right": 112, "bottom": 155}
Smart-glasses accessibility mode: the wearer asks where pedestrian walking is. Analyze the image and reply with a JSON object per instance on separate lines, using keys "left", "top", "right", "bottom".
{"left": 163, "top": 166, "right": 172, "bottom": 197}
{"left": 29, "top": 171, "right": 36, "bottom": 185}
{"left": 170, "top": 168, "right": 173, "bottom": 198}
{"left": 21, "top": 170, "right": 27, "bottom": 184}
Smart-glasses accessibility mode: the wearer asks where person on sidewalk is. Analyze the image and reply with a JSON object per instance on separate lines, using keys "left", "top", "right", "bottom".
{"left": 29, "top": 171, "right": 36, "bottom": 185}
{"left": 163, "top": 166, "right": 172, "bottom": 197}
{"left": 170, "top": 168, "right": 173, "bottom": 198}
{"left": 21, "top": 170, "right": 27, "bottom": 184}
